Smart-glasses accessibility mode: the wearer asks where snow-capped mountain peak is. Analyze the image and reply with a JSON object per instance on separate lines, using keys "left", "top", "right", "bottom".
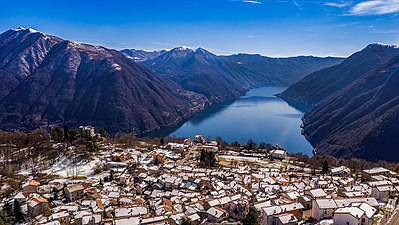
{"left": 12, "top": 27, "right": 40, "bottom": 33}
{"left": 369, "top": 42, "right": 398, "bottom": 49}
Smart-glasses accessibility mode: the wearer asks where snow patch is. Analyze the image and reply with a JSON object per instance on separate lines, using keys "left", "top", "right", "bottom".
{"left": 12, "top": 27, "right": 40, "bottom": 33}
{"left": 174, "top": 46, "right": 194, "bottom": 51}
{"left": 44, "top": 156, "right": 102, "bottom": 178}
{"left": 370, "top": 42, "right": 399, "bottom": 49}
{"left": 111, "top": 63, "right": 122, "bottom": 71}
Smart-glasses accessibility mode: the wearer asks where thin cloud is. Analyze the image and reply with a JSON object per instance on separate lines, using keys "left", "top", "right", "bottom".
{"left": 348, "top": 0, "right": 399, "bottom": 16}
{"left": 242, "top": 0, "right": 263, "bottom": 4}
{"left": 292, "top": 0, "right": 302, "bottom": 9}
{"left": 324, "top": 1, "right": 352, "bottom": 8}
{"left": 229, "top": 0, "right": 263, "bottom": 4}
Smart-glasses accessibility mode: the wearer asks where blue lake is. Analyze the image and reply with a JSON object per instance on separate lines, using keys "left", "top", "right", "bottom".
{"left": 169, "top": 86, "right": 313, "bottom": 155}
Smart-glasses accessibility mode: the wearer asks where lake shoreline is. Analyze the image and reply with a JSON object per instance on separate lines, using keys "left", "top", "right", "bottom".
{"left": 145, "top": 86, "right": 313, "bottom": 156}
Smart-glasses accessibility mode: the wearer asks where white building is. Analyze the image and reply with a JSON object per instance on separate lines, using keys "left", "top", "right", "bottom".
{"left": 311, "top": 199, "right": 338, "bottom": 220}
{"left": 270, "top": 149, "right": 287, "bottom": 160}
{"left": 334, "top": 203, "right": 376, "bottom": 225}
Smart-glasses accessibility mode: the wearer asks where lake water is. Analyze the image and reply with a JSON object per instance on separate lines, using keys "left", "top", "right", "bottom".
{"left": 169, "top": 86, "right": 313, "bottom": 155}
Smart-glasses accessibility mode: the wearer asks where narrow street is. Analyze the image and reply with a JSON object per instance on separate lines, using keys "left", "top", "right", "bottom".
{"left": 176, "top": 145, "right": 197, "bottom": 166}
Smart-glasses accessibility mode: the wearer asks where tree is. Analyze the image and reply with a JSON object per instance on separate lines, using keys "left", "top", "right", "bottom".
{"left": 98, "top": 128, "right": 107, "bottom": 138}
{"left": 322, "top": 160, "right": 329, "bottom": 174}
{"left": 52, "top": 126, "right": 64, "bottom": 142}
{"left": 154, "top": 155, "right": 162, "bottom": 165}
{"left": 394, "top": 163, "right": 399, "bottom": 173}
{"left": 258, "top": 142, "right": 266, "bottom": 149}
{"left": 181, "top": 217, "right": 194, "bottom": 225}
{"left": 13, "top": 200, "right": 23, "bottom": 223}
{"left": 86, "top": 141, "right": 98, "bottom": 152}
{"left": 241, "top": 210, "right": 259, "bottom": 225}
{"left": 63, "top": 126, "right": 70, "bottom": 141}
{"left": 246, "top": 139, "right": 257, "bottom": 150}
{"left": 215, "top": 136, "right": 223, "bottom": 144}
{"left": 110, "top": 170, "right": 114, "bottom": 181}
{"left": 231, "top": 141, "right": 240, "bottom": 148}
{"left": 68, "top": 129, "right": 80, "bottom": 142}
{"left": 199, "top": 150, "right": 217, "bottom": 168}
{"left": 160, "top": 137, "right": 165, "bottom": 145}
{"left": 0, "top": 200, "right": 15, "bottom": 225}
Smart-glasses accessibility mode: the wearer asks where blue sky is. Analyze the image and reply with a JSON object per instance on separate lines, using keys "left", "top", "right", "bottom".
{"left": 1, "top": 0, "right": 399, "bottom": 57}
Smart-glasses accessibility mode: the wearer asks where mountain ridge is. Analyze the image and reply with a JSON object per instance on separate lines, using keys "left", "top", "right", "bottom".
{"left": 279, "top": 43, "right": 399, "bottom": 161}
{"left": 142, "top": 46, "right": 344, "bottom": 103}
{"left": 0, "top": 28, "right": 208, "bottom": 134}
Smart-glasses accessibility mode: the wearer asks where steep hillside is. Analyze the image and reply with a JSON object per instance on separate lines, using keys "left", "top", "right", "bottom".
{"left": 0, "top": 27, "right": 62, "bottom": 99}
{"left": 0, "top": 28, "right": 208, "bottom": 134}
{"left": 120, "top": 49, "right": 166, "bottom": 62}
{"left": 143, "top": 47, "right": 343, "bottom": 103}
{"left": 223, "top": 54, "right": 344, "bottom": 86}
{"left": 303, "top": 52, "right": 399, "bottom": 162}
{"left": 278, "top": 44, "right": 399, "bottom": 107}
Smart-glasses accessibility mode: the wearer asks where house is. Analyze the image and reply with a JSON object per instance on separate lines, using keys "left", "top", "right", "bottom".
{"left": 82, "top": 214, "right": 101, "bottom": 225}
{"left": 50, "top": 211, "right": 70, "bottom": 225}
{"left": 260, "top": 203, "right": 304, "bottom": 225}
{"left": 112, "top": 153, "right": 128, "bottom": 162}
{"left": 204, "top": 199, "right": 221, "bottom": 210}
{"left": 22, "top": 180, "right": 40, "bottom": 192}
{"left": 305, "top": 188, "right": 327, "bottom": 199}
{"left": 114, "top": 206, "right": 148, "bottom": 219}
{"left": 331, "top": 166, "right": 351, "bottom": 176}
{"left": 270, "top": 149, "right": 287, "bottom": 160}
{"left": 282, "top": 191, "right": 300, "bottom": 201}
{"left": 114, "top": 217, "right": 140, "bottom": 225}
{"left": 333, "top": 203, "right": 376, "bottom": 225}
{"left": 27, "top": 197, "right": 49, "bottom": 217}
{"left": 207, "top": 207, "right": 228, "bottom": 223}
{"left": 14, "top": 191, "right": 30, "bottom": 204}
{"left": 362, "top": 167, "right": 390, "bottom": 180}
{"left": 64, "top": 184, "right": 85, "bottom": 202}
{"left": 371, "top": 185, "right": 396, "bottom": 202}
{"left": 311, "top": 199, "right": 338, "bottom": 220}
{"left": 334, "top": 207, "right": 366, "bottom": 225}
{"left": 298, "top": 195, "right": 312, "bottom": 210}
{"left": 79, "top": 125, "right": 95, "bottom": 137}
{"left": 194, "top": 135, "right": 204, "bottom": 143}
{"left": 273, "top": 213, "right": 298, "bottom": 225}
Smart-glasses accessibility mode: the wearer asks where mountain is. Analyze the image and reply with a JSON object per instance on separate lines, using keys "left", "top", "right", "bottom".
{"left": 223, "top": 54, "right": 345, "bottom": 86}
{"left": 143, "top": 47, "right": 248, "bottom": 102}
{"left": 281, "top": 43, "right": 399, "bottom": 162}
{"left": 0, "top": 27, "right": 62, "bottom": 99}
{"left": 278, "top": 43, "right": 399, "bottom": 107}
{"left": 0, "top": 28, "right": 208, "bottom": 134}
{"left": 120, "top": 49, "right": 166, "bottom": 62}
{"left": 143, "top": 47, "right": 344, "bottom": 103}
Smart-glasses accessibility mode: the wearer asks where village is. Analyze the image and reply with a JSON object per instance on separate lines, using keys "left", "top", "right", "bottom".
{"left": 1, "top": 126, "right": 399, "bottom": 225}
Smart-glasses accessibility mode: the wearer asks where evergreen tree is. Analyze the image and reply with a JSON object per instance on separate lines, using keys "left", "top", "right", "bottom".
{"left": 181, "top": 217, "right": 193, "bottom": 225}
{"left": 322, "top": 160, "right": 329, "bottom": 174}
{"left": 63, "top": 126, "right": 70, "bottom": 141}
{"left": 199, "top": 150, "right": 217, "bottom": 168}
{"left": 13, "top": 201, "right": 23, "bottom": 223}
{"left": 0, "top": 200, "right": 15, "bottom": 225}
{"left": 246, "top": 139, "right": 257, "bottom": 150}
{"left": 110, "top": 170, "right": 114, "bottom": 181}
{"left": 98, "top": 128, "right": 107, "bottom": 138}
{"left": 52, "top": 126, "right": 64, "bottom": 142}
{"left": 241, "top": 210, "right": 259, "bottom": 225}
{"left": 160, "top": 137, "right": 165, "bottom": 145}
